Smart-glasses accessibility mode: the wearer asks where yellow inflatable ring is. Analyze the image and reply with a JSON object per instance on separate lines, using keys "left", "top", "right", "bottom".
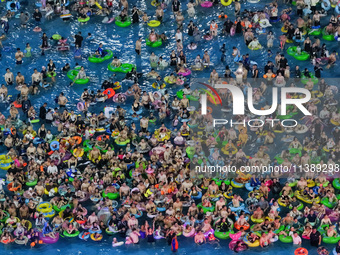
{"left": 251, "top": 215, "right": 264, "bottom": 223}
{"left": 331, "top": 119, "right": 340, "bottom": 126}
{"left": 221, "top": 0, "right": 232, "bottom": 6}
{"left": 148, "top": 20, "right": 161, "bottom": 27}
{"left": 311, "top": 90, "right": 323, "bottom": 98}
{"left": 323, "top": 146, "right": 333, "bottom": 152}
{"left": 244, "top": 232, "right": 260, "bottom": 247}
{"left": 151, "top": 0, "right": 160, "bottom": 6}
{"left": 307, "top": 179, "right": 315, "bottom": 187}
{"left": 6, "top": 217, "right": 20, "bottom": 228}
{"left": 152, "top": 82, "right": 166, "bottom": 89}
{"left": 221, "top": 147, "right": 238, "bottom": 155}
{"left": 37, "top": 202, "right": 52, "bottom": 213}
{"left": 73, "top": 148, "right": 84, "bottom": 158}
{"left": 44, "top": 187, "right": 58, "bottom": 195}
{"left": 91, "top": 233, "right": 103, "bottom": 241}
{"left": 277, "top": 198, "right": 288, "bottom": 207}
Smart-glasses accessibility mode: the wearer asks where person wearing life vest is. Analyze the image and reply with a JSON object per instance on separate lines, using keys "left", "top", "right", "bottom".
{"left": 208, "top": 233, "right": 216, "bottom": 241}
{"left": 171, "top": 234, "right": 178, "bottom": 252}
{"left": 210, "top": 20, "right": 218, "bottom": 37}
{"left": 208, "top": 233, "right": 220, "bottom": 245}
{"left": 218, "top": 11, "right": 228, "bottom": 19}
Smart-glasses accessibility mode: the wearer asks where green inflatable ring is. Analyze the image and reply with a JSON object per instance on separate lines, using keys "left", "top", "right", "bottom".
{"left": 289, "top": 203, "right": 303, "bottom": 211}
{"left": 317, "top": 224, "right": 329, "bottom": 235}
{"left": 214, "top": 230, "right": 234, "bottom": 239}
{"left": 78, "top": 17, "right": 90, "bottom": 23}
{"left": 67, "top": 69, "right": 90, "bottom": 84}
{"left": 333, "top": 178, "right": 340, "bottom": 189}
{"left": 146, "top": 38, "right": 162, "bottom": 47}
{"left": 277, "top": 114, "right": 294, "bottom": 120}
{"left": 47, "top": 72, "right": 56, "bottom": 77}
{"left": 322, "top": 28, "right": 334, "bottom": 41}
{"left": 115, "top": 16, "right": 131, "bottom": 27}
{"left": 0, "top": 211, "right": 10, "bottom": 223}
{"left": 197, "top": 203, "right": 215, "bottom": 213}
{"left": 53, "top": 204, "right": 72, "bottom": 213}
{"left": 115, "top": 138, "right": 130, "bottom": 146}
{"left": 83, "top": 139, "right": 92, "bottom": 152}
{"left": 288, "top": 181, "right": 298, "bottom": 187}
{"left": 321, "top": 197, "right": 336, "bottom": 209}
{"left": 52, "top": 34, "right": 62, "bottom": 40}
{"left": 63, "top": 230, "right": 80, "bottom": 237}
{"left": 88, "top": 49, "right": 113, "bottom": 63}
{"left": 311, "top": 156, "right": 321, "bottom": 164}
{"left": 25, "top": 179, "right": 38, "bottom": 187}
{"left": 102, "top": 191, "right": 119, "bottom": 200}
{"left": 273, "top": 225, "right": 285, "bottom": 234}
{"left": 289, "top": 148, "right": 302, "bottom": 157}
{"left": 279, "top": 234, "right": 293, "bottom": 243}
{"left": 286, "top": 46, "right": 310, "bottom": 61}
{"left": 105, "top": 228, "right": 117, "bottom": 235}
{"left": 274, "top": 154, "right": 284, "bottom": 164}
{"left": 135, "top": 161, "right": 147, "bottom": 170}
{"left": 322, "top": 235, "right": 340, "bottom": 244}
{"left": 176, "top": 90, "right": 199, "bottom": 101}
{"left": 308, "top": 28, "right": 321, "bottom": 36}
{"left": 301, "top": 74, "right": 318, "bottom": 84}
{"left": 224, "top": 179, "right": 231, "bottom": 185}
{"left": 108, "top": 63, "right": 135, "bottom": 73}
{"left": 212, "top": 178, "right": 222, "bottom": 186}
{"left": 186, "top": 146, "right": 195, "bottom": 159}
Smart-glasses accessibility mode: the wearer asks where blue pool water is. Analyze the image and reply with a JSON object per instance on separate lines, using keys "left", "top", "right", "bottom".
{"left": 0, "top": 0, "right": 340, "bottom": 254}
{"left": 1, "top": 0, "right": 339, "bottom": 158}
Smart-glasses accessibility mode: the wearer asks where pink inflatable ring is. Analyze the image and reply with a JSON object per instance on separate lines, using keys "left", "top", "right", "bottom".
{"left": 178, "top": 69, "right": 191, "bottom": 76}
{"left": 201, "top": 1, "right": 213, "bottom": 7}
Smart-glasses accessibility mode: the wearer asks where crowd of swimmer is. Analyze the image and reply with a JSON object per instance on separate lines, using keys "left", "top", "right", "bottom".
{"left": 0, "top": 0, "right": 340, "bottom": 252}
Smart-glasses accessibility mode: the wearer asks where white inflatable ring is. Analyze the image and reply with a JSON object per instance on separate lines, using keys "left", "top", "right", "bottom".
{"left": 259, "top": 19, "right": 272, "bottom": 28}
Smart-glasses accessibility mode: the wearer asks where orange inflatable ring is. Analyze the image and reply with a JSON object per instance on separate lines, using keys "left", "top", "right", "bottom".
{"left": 234, "top": 222, "right": 250, "bottom": 230}
{"left": 72, "top": 136, "right": 82, "bottom": 145}
{"left": 103, "top": 88, "right": 115, "bottom": 98}
{"left": 76, "top": 218, "right": 87, "bottom": 225}
{"left": 1, "top": 239, "right": 14, "bottom": 244}
{"left": 7, "top": 182, "right": 22, "bottom": 192}
{"left": 207, "top": 107, "right": 213, "bottom": 114}
{"left": 13, "top": 101, "right": 22, "bottom": 108}
{"left": 96, "top": 135, "right": 109, "bottom": 141}
{"left": 295, "top": 248, "right": 308, "bottom": 255}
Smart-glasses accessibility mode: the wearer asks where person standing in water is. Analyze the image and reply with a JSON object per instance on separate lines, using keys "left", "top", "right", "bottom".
{"left": 135, "top": 38, "right": 142, "bottom": 55}
{"left": 171, "top": 234, "right": 178, "bottom": 252}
